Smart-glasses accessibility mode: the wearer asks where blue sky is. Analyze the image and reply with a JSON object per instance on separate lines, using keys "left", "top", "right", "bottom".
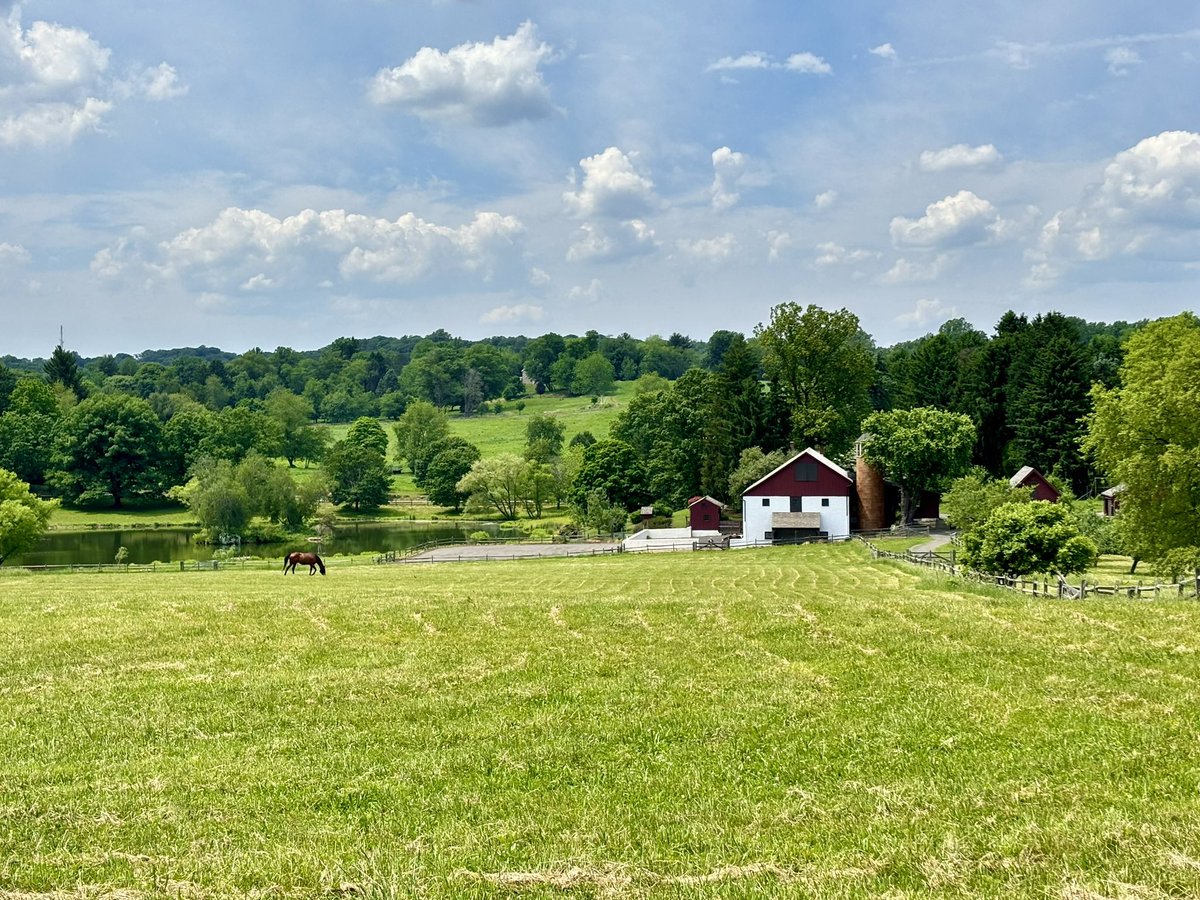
{"left": 1, "top": 0, "right": 1199, "bottom": 357}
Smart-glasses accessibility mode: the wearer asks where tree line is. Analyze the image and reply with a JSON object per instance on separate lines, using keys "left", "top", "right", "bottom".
{"left": 0, "top": 304, "right": 1181, "bottom": 571}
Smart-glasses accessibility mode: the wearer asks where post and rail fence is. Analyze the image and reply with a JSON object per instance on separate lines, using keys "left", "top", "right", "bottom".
{"left": 858, "top": 535, "right": 1200, "bottom": 600}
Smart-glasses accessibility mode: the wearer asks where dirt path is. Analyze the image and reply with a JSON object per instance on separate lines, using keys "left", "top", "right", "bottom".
{"left": 910, "top": 531, "right": 956, "bottom": 554}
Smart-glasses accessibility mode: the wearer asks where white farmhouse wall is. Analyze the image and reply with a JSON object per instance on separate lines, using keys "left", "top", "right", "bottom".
{"left": 741, "top": 495, "right": 850, "bottom": 542}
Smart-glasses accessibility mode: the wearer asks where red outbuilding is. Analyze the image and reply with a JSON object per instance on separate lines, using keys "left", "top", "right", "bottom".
{"left": 687, "top": 495, "right": 725, "bottom": 532}
{"left": 1009, "top": 466, "right": 1060, "bottom": 503}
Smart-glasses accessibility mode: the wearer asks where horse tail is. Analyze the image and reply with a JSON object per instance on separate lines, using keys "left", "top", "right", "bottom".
{"left": 317, "top": 555, "right": 326, "bottom": 575}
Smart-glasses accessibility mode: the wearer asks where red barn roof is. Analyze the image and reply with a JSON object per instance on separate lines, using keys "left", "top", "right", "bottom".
{"left": 742, "top": 448, "right": 852, "bottom": 498}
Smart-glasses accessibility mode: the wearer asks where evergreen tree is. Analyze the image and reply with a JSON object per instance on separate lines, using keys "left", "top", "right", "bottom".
{"left": 44, "top": 343, "right": 84, "bottom": 400}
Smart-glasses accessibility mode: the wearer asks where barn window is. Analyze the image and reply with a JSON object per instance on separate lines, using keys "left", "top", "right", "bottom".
{"left": 764, "top": 531, "right": 773, "bottom": 541}
{"left": 790, "top": 496, "right": 803, "bottom": 513}
{"left": 794, "top": 462, "right": 818, "bottom": 482}
{"left": 762, "top": 498, "right": 770, "bottom": 507}
{"left": 821, "top": 498, "right": 830, "bottom": 507}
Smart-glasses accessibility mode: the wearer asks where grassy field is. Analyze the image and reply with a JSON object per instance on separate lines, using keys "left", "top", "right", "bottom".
{"left": 323, "top": 382, "right": 636, "bottom": 466}
{"left": 3, "top": 543, "right": 1200, "bottom": 897}
{"left": 47, "top": 504, "right": 198, "bottom": 529}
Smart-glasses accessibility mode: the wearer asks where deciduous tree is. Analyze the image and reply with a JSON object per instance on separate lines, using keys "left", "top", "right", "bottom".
{"left": 860, "top": 407, "right": 976, "bottom": 524}
{"left": 0, "top": 468, "right": 56, "bottom": 566}
{"left": 940, "top": 467, "right": 1034, "bottom": 531}
{"left": 422, "top": 440, "right": 482, "bottom": 511}
{"left": 755, "top": 303, "right": 874, "bottom": 456}
{"left": 393, "top": 400, "right": 450, "bottom": 481}
{"left": 961, "top": 501, "right": 1096, "bottom": 577}
{"left": 51, "top": 394, "right": 167, "bottom": 508}
{"left": 1084, "top": 313, "right": 1200, "bottom": 568}
{"left": 457, "top": 454, "right": 535, "bottom": 520}
{"left": 323, "top": 441, "right": 390, "bottom": 511}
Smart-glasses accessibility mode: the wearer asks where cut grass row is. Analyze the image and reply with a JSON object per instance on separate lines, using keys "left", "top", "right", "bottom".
{"left": 2, "top": 542, "right": 1199, "bottom": 897}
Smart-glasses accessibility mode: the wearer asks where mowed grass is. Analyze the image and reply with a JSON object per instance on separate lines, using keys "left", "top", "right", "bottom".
{"left": 3, "top": 544, "right": 1200, "bottom": 897}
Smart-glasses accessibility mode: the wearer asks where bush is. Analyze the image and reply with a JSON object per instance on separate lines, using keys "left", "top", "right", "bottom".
{"left": 961, "top": 501, "right": 1097, "bottom": 577}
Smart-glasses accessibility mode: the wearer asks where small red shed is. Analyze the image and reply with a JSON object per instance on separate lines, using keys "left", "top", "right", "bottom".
{"left": 687, "top": 495, "right": 724, "bottom": 531}
{"left": 1010, "top": 466, "right": 1060, "bottom": 503}
{"left": 1101, "top": 484, "right": 1124, "bottom": 517}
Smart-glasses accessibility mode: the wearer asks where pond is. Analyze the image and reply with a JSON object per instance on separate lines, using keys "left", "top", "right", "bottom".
{"left": 11, "top": 521, "right": 507, "bottom": 567}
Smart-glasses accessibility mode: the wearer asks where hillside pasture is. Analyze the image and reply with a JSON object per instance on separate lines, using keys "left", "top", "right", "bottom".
{"left": 321, "top": 382, "right": 635, "bottom": 466}
{"left": 1, "top": 544, "right": 1199, "bottom": 897}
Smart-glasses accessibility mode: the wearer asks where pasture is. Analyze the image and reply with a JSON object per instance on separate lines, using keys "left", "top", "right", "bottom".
{"left": 2, "top": 543, "right": 1200, "bottom": 897}
{"left": 322, "top": 383, "right": 635, "bottom": 467}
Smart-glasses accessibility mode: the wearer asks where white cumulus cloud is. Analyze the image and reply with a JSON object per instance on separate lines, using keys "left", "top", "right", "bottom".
{"left": 0, "top": 97, "right": 111, "bottom": 147}
{"left": 369, "top": 21, "right": 557, "bottom": 126}
{"left": 918, "top": 143, "right": 1003, "bottom": 172}
{"left": 2, "top": 14, "right": 110, "bottom": 86}
{"left": 767, "top": 231, "right": 793, "bottom": 261}
{"left": 96, "top": 206, "right": 526, "bottom": 290}
{"left": 890, "top": 190, "right": 1003, "bottom": 248}
{"left": 568, "top": 279, "right": 603, "bottom": 304}
{"left": 706, "top": 52, "right": 771, "bottom": 71}
{"left": 784, "top": 52, "right": 831, "bottom": 74}
{"left": 567, "top": 220, "right": 657, "bottom": 263}
{"left": 676, "top": 233, "right": 737, "bottom": 263}
{"left": 0, "top": 241, "right": 31, "bottom": 265}
{"left": 563, "top": 147, "right": 657, "bottom": 218}
{"left": 0, "top": 9, "right": 182, "bottom": 147}
{"left": 814, "top": 189, "right": 838, "bottom": 210}
{"left": 881, "top": 255, "right": 949, "bottom": 284}
{"left": 896, "top": 298, "right": 958, "bottom": 328}
{"left": 1105, "top": 46, "right": 1142, "bottom": 75}
{"left": 707, "top": 49, "right": 831, "bottom": 75}
{"left": 1031, "top": 130, "right": 1200, "bottom": 278}
{"left": 138, "top": 62, "right": 188, "bottom": 100}
{"left": 869, "top": 43, "right": 897, "bottom": 60}
{"left": 814, "top": 242, "right": 876, "bottom": 267}
{"left": 481, "top": 303, "right": 544, "bottom": 325}
{"left": 711, "top": 146, "right": 747, "bottom": 211}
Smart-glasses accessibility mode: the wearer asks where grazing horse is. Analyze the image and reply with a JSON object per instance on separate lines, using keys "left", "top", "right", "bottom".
{"left": 284, "top": 551, "right": 326, "bottom": 575}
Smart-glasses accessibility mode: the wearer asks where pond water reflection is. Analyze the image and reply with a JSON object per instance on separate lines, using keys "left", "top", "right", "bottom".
{"left": 13, "top": 521, "right": 506, "bottom": 567}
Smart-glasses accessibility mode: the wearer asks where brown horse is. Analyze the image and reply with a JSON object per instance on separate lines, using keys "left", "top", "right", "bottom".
{"left": 284, "top": 551, "right": 326, "bottom": 575}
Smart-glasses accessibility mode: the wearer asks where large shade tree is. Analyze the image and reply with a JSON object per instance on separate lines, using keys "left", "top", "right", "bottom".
{"left": 861, "top": 407, "right": 976, "bottom": 524}
{"left": 51, "top": 394, "right": 167, "bottom": 508}
{"left": 1084, "top": 313, "right": 1200, "bottom": 569}
{"left": 755, "top": 303, "right": 874, "bottom": 457}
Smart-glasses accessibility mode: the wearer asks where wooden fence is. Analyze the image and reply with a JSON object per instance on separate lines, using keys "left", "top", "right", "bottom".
{"left": 860, "top": 536, "right": 1200, "bottom": 600}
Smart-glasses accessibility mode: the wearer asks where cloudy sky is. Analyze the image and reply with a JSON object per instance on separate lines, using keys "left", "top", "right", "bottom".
{"left": 2, "top": 0, "right": 1199, "bottom": 358}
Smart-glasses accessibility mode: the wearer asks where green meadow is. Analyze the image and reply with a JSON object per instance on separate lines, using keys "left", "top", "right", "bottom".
{"left": 2, "top": 543, "right": 1199, "bottom": 897}
{"left": 323, "top": 382, "right": 636, "bottom": 467}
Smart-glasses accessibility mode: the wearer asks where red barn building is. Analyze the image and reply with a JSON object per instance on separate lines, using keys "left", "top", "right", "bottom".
{"left": 1010, "top": 466, "right": 1060, "bottom": 503}
{"left": 736, "top": 448, "right": 852, "bottom": 544}
{"left": 687, "top": 495, "right": 724, "bottom": 531}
